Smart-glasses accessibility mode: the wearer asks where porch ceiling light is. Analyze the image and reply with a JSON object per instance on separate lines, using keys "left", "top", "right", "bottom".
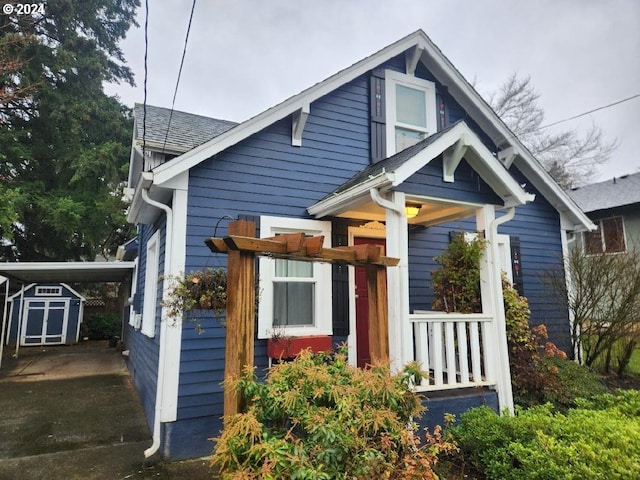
{"left": 405, "top": 204, "right": 421, "bottom": 219}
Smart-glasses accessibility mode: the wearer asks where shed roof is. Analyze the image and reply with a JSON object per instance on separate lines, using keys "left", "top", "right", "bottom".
{"left": 0, "top": 262, "right": 135, "bottom": 284}
{"left": 567, "top": 172, "right": 640, "bottom": 213}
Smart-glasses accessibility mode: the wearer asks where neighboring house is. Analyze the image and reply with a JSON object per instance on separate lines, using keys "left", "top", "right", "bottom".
{"left": 124, "top": 30, "right": 593, "bottom": 459}
{"left": 568, "top": 172, "right": 640, "bottom": 254}
{"left": 6, "top": 283, "right": 85, "bottom": 347}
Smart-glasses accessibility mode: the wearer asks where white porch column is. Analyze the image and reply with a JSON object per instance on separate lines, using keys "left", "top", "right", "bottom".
{"left": 476, "top": 205, "right": 514, "bottom": 413}
{"left": 384, "top": 191, "right": 412, "bottom": 372}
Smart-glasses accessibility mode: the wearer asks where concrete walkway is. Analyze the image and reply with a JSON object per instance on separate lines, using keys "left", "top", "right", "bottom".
{"left": 0, "top": 342, "right": 214, "bottom": 479}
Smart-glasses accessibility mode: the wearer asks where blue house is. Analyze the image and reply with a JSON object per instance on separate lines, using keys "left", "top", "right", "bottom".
{"left": 124, "top": 30, "right": 593, "bottom": 459}
{"left": 6, "top": 283, "right": 85, "bottom": 347}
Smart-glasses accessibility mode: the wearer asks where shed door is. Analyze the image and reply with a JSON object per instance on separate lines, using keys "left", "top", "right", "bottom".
{"left": 21, "top": 299, "right": 69, "bottom": 346}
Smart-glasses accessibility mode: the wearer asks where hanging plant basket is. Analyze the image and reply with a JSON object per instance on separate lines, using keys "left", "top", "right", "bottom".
{"left": 164, "top": 268, "right": 227, "bottom": 319}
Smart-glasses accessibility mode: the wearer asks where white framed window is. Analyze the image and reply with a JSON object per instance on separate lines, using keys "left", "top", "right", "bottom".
{"left": 141, "top": 230, "right": 160, "bottom": 337}
{"left": 258, "top": 216, "right": 332, "bottom": 339}
{"left": 128, "top": 258, "right": 139, "bottom": 328}
{"left": 584, "top": 216, "right": 626, "bottom": 255}
{"left": 385, "top": 70, "right": 436, "bottom": 156}
{"left": 35, "top": 286, "right": 63, "bottom": 296}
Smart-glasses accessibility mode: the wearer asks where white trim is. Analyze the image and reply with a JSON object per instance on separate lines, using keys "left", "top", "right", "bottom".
{"left": 151, "top": 32, "right": 431, "bottom": 187}
{"left": 141, "top": 230, "right": 160, "bottom": 337}
{"left": 385, "top": 70, "right": 437, "bottom": 157}
{"left": 159, "top": 176, "right": 188, "bottom": 422}
{"left": 35, "top": 286, "right": 62, "bottom": 296}
{"left": 309, "top": 122, "right": 533, "bottom": 220}
{"left": 135, "top": 30, "right": 590, "bottom": 231}
{"left": 582, "top": 215, "right": 627, "bottom": 255}
{"left": 257, "top": 216, "right": 332, "bottom": 339}
{"left": 128, "top": 258, "right": 139, "bottom": 326}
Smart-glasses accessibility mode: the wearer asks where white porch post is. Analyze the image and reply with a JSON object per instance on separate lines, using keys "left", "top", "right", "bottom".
{"left": 384, "top": 191, "right": 412, "bottom": 372}
{"left": 476, "top": 205, "right": 514, "bottom": 413}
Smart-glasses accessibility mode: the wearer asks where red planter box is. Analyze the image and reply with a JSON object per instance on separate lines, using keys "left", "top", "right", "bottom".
{"left": 266, "top": 335, "right": 332, "bottom": 359}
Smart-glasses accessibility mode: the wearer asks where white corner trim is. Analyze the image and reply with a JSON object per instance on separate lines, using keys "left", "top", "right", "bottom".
{"left": 291, "top": 103, "right": 310, "bottom": 147}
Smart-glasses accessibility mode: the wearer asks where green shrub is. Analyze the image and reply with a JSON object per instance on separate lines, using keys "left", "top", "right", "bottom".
{"left": 84, "top": 313, "right": 121, "bottom": 340}
{"left": 211, "top": 348, "right": 457, "bottom": 479}
{"left": 451, "top": 392, "right": 640, "bottom": 479}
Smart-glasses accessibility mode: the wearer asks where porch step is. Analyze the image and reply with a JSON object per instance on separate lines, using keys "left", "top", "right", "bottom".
{"left": 416, "top": 388, "right": 499, "bottom": 432}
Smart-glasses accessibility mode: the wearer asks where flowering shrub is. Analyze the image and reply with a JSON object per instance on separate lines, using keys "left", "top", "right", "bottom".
{"left": 211, "top": 347, "right": 457, "bottom": 479}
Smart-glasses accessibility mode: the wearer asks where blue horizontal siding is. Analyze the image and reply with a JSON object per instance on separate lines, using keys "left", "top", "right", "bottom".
{"left": 124, "top": 219, "right": 165, "bottom": 430}
{"left": 401, "top": 157, "right": 503, "bottom": 205}
{"left": 175, "top": 75, "right": 373, "bottom": 436}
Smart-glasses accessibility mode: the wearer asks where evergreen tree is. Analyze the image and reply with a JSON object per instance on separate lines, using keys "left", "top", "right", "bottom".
{"left": 0, "top": 0, "right": 139, "bottom": 261}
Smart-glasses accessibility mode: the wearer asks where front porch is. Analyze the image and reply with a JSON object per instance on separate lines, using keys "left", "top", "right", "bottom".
{"left": 308, "top": 122, "right": 537, "bottom": 413}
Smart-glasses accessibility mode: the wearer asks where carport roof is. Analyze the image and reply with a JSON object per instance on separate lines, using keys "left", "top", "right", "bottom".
{"left": 0, "top": 262, "right": 135, "bottom": 283}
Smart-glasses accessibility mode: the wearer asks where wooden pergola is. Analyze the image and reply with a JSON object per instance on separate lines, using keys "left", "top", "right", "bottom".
{"left": 205, "top": 220, "right": 400, "bottom": 417}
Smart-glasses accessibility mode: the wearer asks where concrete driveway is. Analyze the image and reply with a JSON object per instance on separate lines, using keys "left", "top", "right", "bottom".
{"left": 0, "top": 342, "right": 215, "bottom": 479}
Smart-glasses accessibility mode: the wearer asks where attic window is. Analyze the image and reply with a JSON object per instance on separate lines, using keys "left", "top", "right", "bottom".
{"left": 385, "top": 70, "right": 436, "bottom": 156}
{"left": 35, "top": 286, "right": 63, "bottom": 296}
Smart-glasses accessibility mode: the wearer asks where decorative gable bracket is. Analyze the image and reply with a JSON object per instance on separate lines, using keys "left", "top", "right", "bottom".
{"left": 443, "top": 135, "right": 468, "bottom": 182}
{"left": 498, "top": 145, "right": 519, "bottom": 168}
{"left": 291, "top": 103, "right": 310, "bottom": 147}
{"left": 405, "top": 46, "right": 424, "bottom": 76}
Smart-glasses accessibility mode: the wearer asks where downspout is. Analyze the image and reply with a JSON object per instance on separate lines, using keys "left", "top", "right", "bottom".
{"left": 15, "top": 284, "right": 25, "bottom": 358}
{"left": 488, "top": 207, "right": 516, "bottom": 414}
{"left": 0, "top": 276, "right": 8, "bottom": 368}
{"left": 141, "top": 187, "right": 173, "bottom": 459}
{"left": 370, "top": 188, "right": 404, "bottom": 216}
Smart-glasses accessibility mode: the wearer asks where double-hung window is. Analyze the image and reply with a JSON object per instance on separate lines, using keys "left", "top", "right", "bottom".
{"left": 141, "top": 230, "right": 160, "bottom": 337}
{"left": 258, "top": 216, "right": 332, "bottom": 339}
{"left": 584, "top": 216, "right": 626, "bottom": 254}
{"left": 385, "top": 70, "right": 436, "bottom": 156}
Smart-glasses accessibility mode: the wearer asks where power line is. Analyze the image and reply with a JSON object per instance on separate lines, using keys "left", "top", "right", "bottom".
{"left": 537, "top": 93, "right": 640, "bottom": 131}
{"left": 161, "top": 0, "right": 198, "bottom": 154}
{"left": 142, "top": 0, "right": 149, "bottom": 170}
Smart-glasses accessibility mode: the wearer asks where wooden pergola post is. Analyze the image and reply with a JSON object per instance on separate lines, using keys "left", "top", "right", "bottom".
{"left": 366, "top": 264, "right": 390, "bottom": 364}
{"left": 205, "top": 221, "right": 398, "bottom": 419}
{"left": 223, "top": 220, "right": 256, "bottom": 418}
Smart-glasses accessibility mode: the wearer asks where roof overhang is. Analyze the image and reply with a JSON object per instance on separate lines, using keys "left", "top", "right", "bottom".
{"left": 0, "top": 262, "right": 135, "bottom": 284}
{"left": 309, "top": 122, "right": 533, "bottom": 220}
{"left": 132, "top": 29, "right": 592, "bottom": 231}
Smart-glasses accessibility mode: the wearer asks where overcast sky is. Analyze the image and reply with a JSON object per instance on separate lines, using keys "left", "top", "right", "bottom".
{"left": 106, "top": 0, "right": 640, "bottom": 183}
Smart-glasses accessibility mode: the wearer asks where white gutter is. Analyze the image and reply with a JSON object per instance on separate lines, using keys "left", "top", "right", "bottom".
{"left": 369, "top": 187, "right": 404, "bottom": 215}
{"left": 15, "top": 285, "right": 25, "bottom": 358}
{"left": 140, "top": 186, "right": 173, "bottom": 459}
{"left": 488, "top": 207, "right": 516, "bottom": 414}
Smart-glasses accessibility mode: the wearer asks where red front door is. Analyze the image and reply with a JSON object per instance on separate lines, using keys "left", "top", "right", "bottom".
{"left": 354, "top": 237, "right": 386, "bottom": 368}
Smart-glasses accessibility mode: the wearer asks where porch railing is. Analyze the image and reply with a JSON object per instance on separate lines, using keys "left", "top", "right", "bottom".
{"left": 410, "top": 311, "right": 497, "bottom": 391}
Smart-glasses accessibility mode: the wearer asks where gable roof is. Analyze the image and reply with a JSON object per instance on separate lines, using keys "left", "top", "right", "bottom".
{"left": 309, "top": 121, "right": 533, "bottom": 219}
{"left": 133, "top": 104, "right": 237, "bottom": 153}
{"left": 138, "top": 29, "right": 592, "bottom": 231}
{"left": 568, "top": 172, "right": 640, "bottom": 213}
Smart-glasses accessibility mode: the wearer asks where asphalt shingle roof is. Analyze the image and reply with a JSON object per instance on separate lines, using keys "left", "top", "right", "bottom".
{"left": 320, "top": 121, "right": 462, "bottom": 202}
{"left": 133, "top": 104, "right": 237, "bottom": 152}
{"left": 567, "top": 172, "right": 640, "bottom": 213}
